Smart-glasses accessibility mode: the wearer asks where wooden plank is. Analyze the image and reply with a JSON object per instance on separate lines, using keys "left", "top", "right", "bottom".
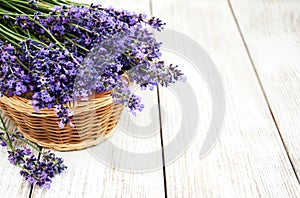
{"left": 152, "top": 0, "right": 300, "bottom": 197}
{"left": 31, "top": 0, "right": 166, "bottom": 197}
{"left": 229, "top": 0, "right": 300, "bottom": 180}
{"left": 0, "top": 111, "right": 32, "bottom": 197}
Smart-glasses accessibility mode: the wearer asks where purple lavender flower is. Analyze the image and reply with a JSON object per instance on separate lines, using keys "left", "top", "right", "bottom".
{"left": 8, "top": 148, "right": 30, "bottom": 165}
{"left": 28, "top": 0, "right": 38, "bottom": 9}
{"left": 2, "top": 14, "right": 9, "bottom": 20}
{"left": 55, "top": 105, "right": 74, "bottom": 128}
{"left": 1, "top": 142, "right": 6, "bottom": 146}
{"left": 9, "top": 147, "right": 67, "bottom": 189}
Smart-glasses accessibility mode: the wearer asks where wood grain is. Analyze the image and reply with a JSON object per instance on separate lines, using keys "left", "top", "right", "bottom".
{"left": 31, "top": 1, "right": 166, "bottom": 197}
{"left": 229, "top": 0, "right": 300, "bottom": 180}
{"left": 152, "top": 0, "right": 300, "bottom": 197}
{"left": 0, "top": 111, "right": 32, "bottom": 197}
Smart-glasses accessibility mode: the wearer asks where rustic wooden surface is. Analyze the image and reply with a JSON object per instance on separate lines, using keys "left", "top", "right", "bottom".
{"left": 153, "top": 0, "right": 300, "bottom": 197}
{"left": 229, "top": 0, "right": 300, "bottom": 181}
{"left": 0, "top": 0, "right": 299, "bottom": 197}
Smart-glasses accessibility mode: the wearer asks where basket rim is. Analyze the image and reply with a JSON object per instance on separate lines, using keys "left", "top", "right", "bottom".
{"left": 0, "top": 89, "right": 114, "bottom": 114}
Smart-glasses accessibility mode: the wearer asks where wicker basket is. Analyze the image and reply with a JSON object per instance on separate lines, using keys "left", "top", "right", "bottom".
{"left": 0, "top": 91, "right": 123, "bottom": 151}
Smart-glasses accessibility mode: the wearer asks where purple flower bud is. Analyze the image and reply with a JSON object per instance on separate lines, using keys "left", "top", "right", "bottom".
{"left": 1, "top": 141, "right": 7, "bottom": 147}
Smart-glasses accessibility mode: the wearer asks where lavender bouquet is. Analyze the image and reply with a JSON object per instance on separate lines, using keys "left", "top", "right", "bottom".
{"left": 0, "top": 0, "right": 184, "bottom": 189}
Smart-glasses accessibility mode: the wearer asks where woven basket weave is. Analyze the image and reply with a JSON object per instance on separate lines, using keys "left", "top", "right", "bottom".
{"left": 0, "top": 91, "right": 123, "bottom": 151}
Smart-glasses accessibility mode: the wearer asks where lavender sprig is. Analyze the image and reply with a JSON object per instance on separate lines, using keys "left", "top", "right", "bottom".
{"left": 0, "top": 115, "right": 67, "bottom": 189}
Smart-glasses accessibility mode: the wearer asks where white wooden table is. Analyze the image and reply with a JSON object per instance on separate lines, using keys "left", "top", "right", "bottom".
{"left": 1, "top": 0, "right": 300, "bottom": 197}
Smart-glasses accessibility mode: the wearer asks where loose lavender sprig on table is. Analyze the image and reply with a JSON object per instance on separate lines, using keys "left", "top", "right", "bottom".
{"left": 0, "top": 115, "right": 67, "bottom": 189}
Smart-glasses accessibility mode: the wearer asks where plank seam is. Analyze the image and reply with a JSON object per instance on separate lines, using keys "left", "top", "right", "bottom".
{"left": 28, "top": 185, "right": 33, "bottom": 198}
{"left": 156, "top": 87, "right": 168, "bottom": 198}
{"left": 150, "top": 0, "right": 168, "bottom": 196}
{"left": 226, "top": 0, "right": 300, "bottom": 184}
